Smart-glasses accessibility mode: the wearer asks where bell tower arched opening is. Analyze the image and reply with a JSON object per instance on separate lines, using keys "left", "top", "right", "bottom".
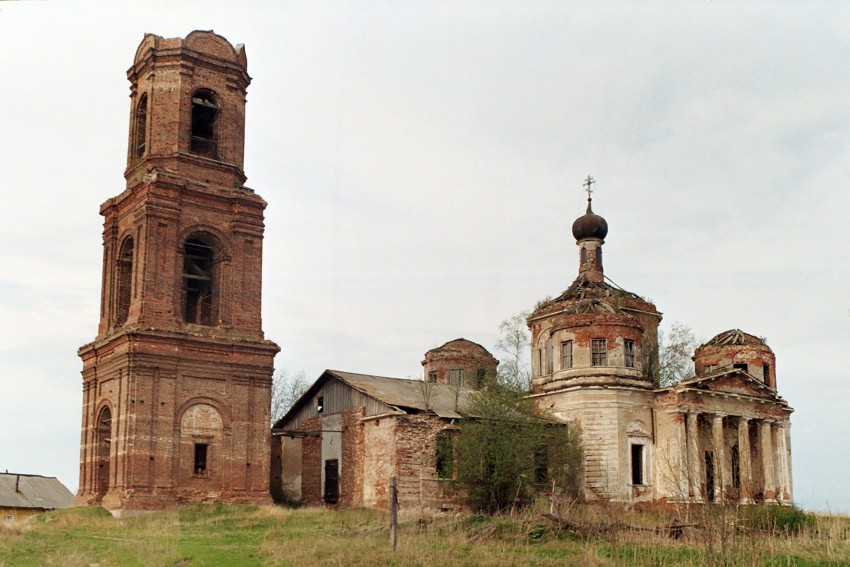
{"left": 190, "top": 89, "right": 219, "bottom": 158}
{"left": 133, "top": 93, "right": 148, "bottom": 161}
{"left": 115, "top": 236, "right": 134, "bottom": 326}
{"left": 182, "top": 235, "right": 219, "bottom": 326}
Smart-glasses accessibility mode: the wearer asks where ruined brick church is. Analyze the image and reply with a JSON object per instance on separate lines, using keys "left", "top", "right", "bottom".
{"left": 76, "top": 32, "right": 793, "bottom": 513}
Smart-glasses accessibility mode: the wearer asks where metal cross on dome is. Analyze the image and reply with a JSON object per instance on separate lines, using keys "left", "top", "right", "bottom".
{"left": 582, "top": 175, "right": 595, "bottom": 200}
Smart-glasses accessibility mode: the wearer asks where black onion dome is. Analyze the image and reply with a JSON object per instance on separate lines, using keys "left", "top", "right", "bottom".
{"left": 571, "top": 200, "right": 608, "bottom": 240}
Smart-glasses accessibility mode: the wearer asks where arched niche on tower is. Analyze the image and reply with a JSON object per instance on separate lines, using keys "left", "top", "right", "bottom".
{"left": 177, "top": 399, "right": 230, "bottom": 486}
{"left": 95, "top": 403, "right": 114, "bottom": 496}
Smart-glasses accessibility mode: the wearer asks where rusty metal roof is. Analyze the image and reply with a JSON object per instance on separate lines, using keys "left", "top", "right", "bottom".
{"left": 328, "top": 370, "right": 476, "bottom": 419}
{"left": 0, "top": 473, "right": 74, "bottom": 510}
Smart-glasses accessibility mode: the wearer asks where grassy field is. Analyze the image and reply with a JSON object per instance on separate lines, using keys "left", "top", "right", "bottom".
{"left": 1, "top": 503, "right": 848, "bottom": 566}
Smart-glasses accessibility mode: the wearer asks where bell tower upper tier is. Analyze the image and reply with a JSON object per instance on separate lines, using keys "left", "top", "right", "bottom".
{"left": 126, "top": 31, "right": 251, "bottom": 188}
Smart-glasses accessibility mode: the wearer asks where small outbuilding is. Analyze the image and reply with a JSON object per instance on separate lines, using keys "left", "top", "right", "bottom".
{"left": 271, "top": 365, "right": 486, "bottom": 510}
{"left": 0, "top": 473, "right": 74, "bottom": 523}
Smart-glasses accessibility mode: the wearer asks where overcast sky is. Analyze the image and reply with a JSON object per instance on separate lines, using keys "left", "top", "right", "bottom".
{"left": 1, "top": 1, "right": 848, "bottom": 514}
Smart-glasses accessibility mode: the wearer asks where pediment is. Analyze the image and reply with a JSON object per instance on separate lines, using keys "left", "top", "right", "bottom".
{"left": 680, "top": 369, "right": 779, "bottom": 401}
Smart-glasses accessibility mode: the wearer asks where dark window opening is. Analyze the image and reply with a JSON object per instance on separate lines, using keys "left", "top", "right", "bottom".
{"left": 624, "top": 339, "right": 635, "bottom": 368}
{"left": 733, "top": 363, "right": 748, "bottom": 373}
{"left": 534, "top": 446, "right": 548, "bottom": 483}
{"left": 427, "top": 372, "right": 437, "bottom": 383}
{"left": 182, "top": 238, "right": 214, "bottom": 325}
{"left": 596, "top": 247, "right": 603, "bottom": 269}
{"left": 190, "top": 90, "right": 219, "bottom": 158}
{"left": 731, "top": 445, "right": 741, "bottom": 490}
{"left": 447, "top": 369, "right": 464, "bottom": 387}
{"left": 134, "top": 94, "right": 148, "bottom": 159}
{"left": 581, "top": 247, "right": 588, "bottom": 265}
{"left": 561, "top": 340, "right": 573, "bottom": 369}
{"left": 591, "top": 339, "right": 608, "bottom": 366}
{"left": 324, "top": 459, "right": 339, "bottom": 503}
{"left": 317, "top": 396, "right": 324, "bottom": 414}
{"left": 476, "top": 368, "right": 486, "bottom": 388}
{"left": 194, "top": 443, "right": 208, "bottom": 476}
{"left": 763, "top": 363, "right": 771, "bottom": 385}
{"left": 704, "top": 451, "right": 715, "bottom": 502}
{"left": 116, "top": 237, "right": 134, "bottom": 325}
{"left": 631, "top": 444, "right": 644, "bottom": 485}
{"left": 545, "top": 337, "right": 554, "bottom": 374}
{"left": 435, "top": 434, "right": 454, "bottom": 479}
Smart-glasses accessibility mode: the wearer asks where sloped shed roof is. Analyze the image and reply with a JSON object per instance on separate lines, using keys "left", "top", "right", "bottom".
{"left": 331, "top": 370, "right": 475, "bottom": 418}
{"left": 0, "top": 473, "right": 74, "bottom": 510}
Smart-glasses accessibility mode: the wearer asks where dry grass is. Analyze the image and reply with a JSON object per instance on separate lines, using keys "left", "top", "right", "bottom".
{"left": 0, "top": 503, "right": 847, "bottom": 566}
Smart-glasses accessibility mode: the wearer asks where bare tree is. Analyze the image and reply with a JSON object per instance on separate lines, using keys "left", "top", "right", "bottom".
{"left": 494, "top": 311, "right": 531, "bottom": 392}
{"left": 658, "top": 322, "right": 698, "bottom": 387}
{"left": 270, "top": 368, "right": 309, "bottom": 425}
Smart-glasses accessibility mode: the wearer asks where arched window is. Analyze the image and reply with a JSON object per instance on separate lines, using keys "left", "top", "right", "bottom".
{"left": 190, "top": 89, "right": 219, "bottom": 158}
{"left": 134, "top": 94, "right": 148, "bottom": 160}
{"left": 96, "top": 406, "right": 112, "bottom": 495}
{"left": 182, "top": 236, "right": 218, "bottom": 325}
{"left": 116, "top": 236, "right": 134, "bottom": 325}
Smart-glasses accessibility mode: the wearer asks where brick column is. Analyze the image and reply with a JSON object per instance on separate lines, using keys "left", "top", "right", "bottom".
{"left": 686, "top": 412, "right": 702, "bottom": 500}
{"left": 759, "top": 420, "right": 775, "bottom": 501}
{"left": 737, "top": 417, "right": 752, "bottom": 503}
{"left": 712, "top": 414, "right": 726, "bottom": 501}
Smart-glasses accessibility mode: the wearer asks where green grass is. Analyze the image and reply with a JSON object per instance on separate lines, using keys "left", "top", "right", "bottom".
{"left": 0, "top": 504, "right": 848, "bottom": 566}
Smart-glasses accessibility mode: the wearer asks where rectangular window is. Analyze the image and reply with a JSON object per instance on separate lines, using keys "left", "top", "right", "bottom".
{"left": 762, "top": 363, "right": 770, "bottom": 384}
{"left": 447, "top": 369, "right": 464, "bottom": 387}
{"left": 630, "top": 444, "right": 643, "bottom": 485}
{"left": 435, "top": 434, "right": 454, "bottom": 479}
{"left": 733, "top": 363, "right": 748, "bottom": 373}
{"left": 545, "top": 338, "right": 554, "bottom": 375}
{"left": 591, "top": 339, "right": 608, "bottom": 366}
{"left": 427, "top": 372, "right": 437, "bottom": 383}
{"left": 317, "top": 396, "right": 324, "bottom": 413}
{"left": 535, "top": 349, "right": 543, "bottom": 377}
{"left": 624, "top": 340, "right": 635, "bottom": 368}
{"left": 194, "top": 443, "right": 208, "bottom": 476}
{"left": 561, "top": 340, "right": 573, "bottom": 369}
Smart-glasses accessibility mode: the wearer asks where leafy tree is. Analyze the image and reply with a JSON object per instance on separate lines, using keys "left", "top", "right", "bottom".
{"left": 270, "top": 368, "right": 309, "bottom": 424}
{"left": 494, "top": 311, "right": 531, "bottom": 392}
{"left": 657, "top": 322, "right": 698, "bottom": 387}
{"left": 453, "top": 386, "right": 582, "bottom": 514}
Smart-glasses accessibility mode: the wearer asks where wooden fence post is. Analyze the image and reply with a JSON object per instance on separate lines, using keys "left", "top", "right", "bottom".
{"left": 390, "top": 476, "right": 398, "bottom": 552}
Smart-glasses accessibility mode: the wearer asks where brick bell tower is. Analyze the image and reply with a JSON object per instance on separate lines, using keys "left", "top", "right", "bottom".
{"left": 76, "top": 31, "right": 279, "bottom": 512}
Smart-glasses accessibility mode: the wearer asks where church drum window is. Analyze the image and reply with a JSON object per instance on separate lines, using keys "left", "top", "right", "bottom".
{"left": 591, "top": 339, "right": 608, "bottom": 366}
{"left": 182, "top": 238, "right": 215, "bottom": 325}
{"left": 190, "top": 89, "right": 219, "bottom": 158}
{"left": 545, "top": 337, "right": 554, "bottom": 374}
{"left": 624, "top": 339, "right": 635, "bottom": 368}
{"left": 561, "top": 340, "right": 573, "bottom": 370}
{"left": 447, "top": 369, "right": 464, "bottom": 387}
